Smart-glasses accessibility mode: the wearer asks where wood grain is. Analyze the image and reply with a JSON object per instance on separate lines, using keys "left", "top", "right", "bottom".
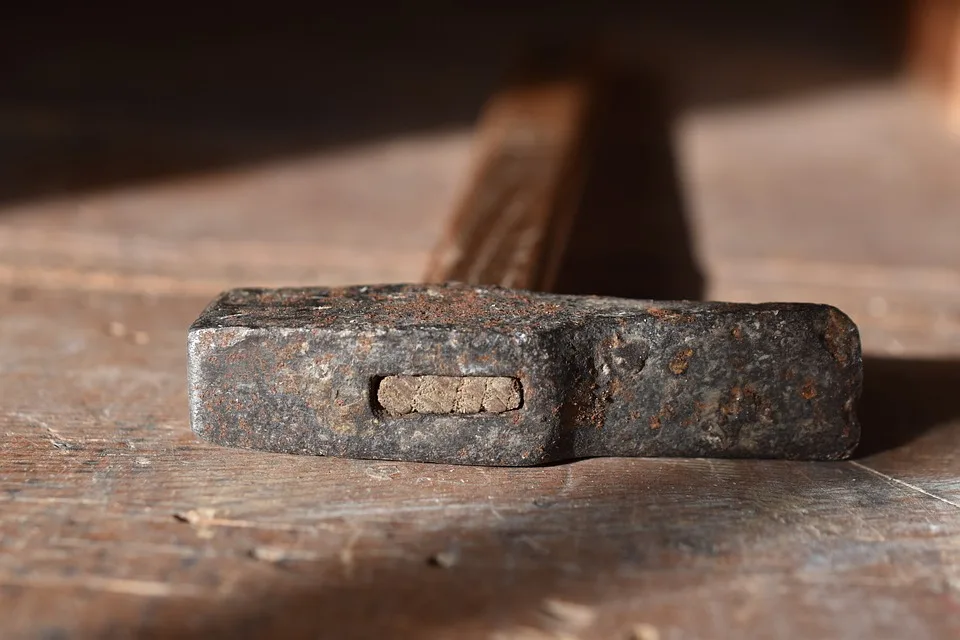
{"left": 1, "top": 287, "right": 957, "bottom": 638}
{"left": 425, "top": 60, "right": 596, "bottom": 290}
{"left": 2, "top": 32, "right": 960, "bottom": 640}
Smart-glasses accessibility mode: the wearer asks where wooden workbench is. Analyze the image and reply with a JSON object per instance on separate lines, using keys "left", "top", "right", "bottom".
{"left": 2, "top": 10, "right": 959, "bottom": 638}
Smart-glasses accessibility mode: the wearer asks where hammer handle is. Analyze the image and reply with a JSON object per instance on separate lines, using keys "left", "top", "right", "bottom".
{"left": 425, "top": 59, "right": 597, "bottom": 291}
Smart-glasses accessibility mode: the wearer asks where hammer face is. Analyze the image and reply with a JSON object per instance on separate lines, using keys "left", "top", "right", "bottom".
{"left": 188, "top": 283, "right": 862, "bottom": 465}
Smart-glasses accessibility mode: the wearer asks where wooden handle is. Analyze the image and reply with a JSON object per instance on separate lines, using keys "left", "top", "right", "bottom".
{"left": 425, "top": 60, "right": 598, "bottom": 291}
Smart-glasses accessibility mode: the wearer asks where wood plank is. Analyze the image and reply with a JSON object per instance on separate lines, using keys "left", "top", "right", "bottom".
{"left": 0, "top": 134, "right": 469, "bottom": 296}
{"left": 2, "top": 286, "right": 959, "bottom": 638}
{"left": 680, "top": 84, "right": 960, "bottom": 357}
{"left": 2, "top": 22, "right": 960, "bottom": 639}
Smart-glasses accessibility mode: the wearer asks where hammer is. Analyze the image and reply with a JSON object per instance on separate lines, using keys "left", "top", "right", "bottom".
{"left": 187, "top": 57, "right": 862, "bottom": 466}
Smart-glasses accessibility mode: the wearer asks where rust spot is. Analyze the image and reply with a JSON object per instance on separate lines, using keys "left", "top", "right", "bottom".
{"left": 607, "top": 377, "right": 623, "bottom": 401}
{"left": 720, "top": 386, "right": 744, "bottom": 418}
{"left": 355, "top": 334, "right": 373, "bottom": 357}
{"left": 731, "top": 325, "right": 743, "bottom": 340}
{"left": 650, "top": 404, "right": 675, "bottom": 429}
{"left": 715, "top": 384, "right": 773, "bottom": 430}
{"left": 823, "top": 308, "right": 856, "bottom": 366}
{"left": 690, "top": 400, "right": 705, "bottom": 424}
{"left": 669, "top": 348, "right": 694, "bottom": 375}
{"left": 800, "top": 379, "right": 817, "bottom": 400}
{"left": 648, "top": 308, "right": 695, "bottom": 323}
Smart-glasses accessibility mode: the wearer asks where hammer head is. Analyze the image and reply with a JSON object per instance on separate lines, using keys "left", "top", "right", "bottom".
{"left": 188, "top": 283, "right": 861, "bottom": 465}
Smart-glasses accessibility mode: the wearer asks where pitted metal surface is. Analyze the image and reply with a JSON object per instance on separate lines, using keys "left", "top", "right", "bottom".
{"left": 188, "top": 283, "right": 862, "bottom": 465}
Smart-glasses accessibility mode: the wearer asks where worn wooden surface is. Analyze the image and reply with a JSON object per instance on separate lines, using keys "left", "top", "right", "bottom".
{"left": 3, "top": 13, "right": 960, "bottom": 638}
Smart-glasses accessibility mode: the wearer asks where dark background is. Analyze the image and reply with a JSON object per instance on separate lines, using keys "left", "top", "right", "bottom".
{"left": 2, "top": 2, "right": 909, "bottom": 204}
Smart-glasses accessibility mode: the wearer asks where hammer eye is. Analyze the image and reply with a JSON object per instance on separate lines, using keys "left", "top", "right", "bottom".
{"left": 374, "top": 375, "right": 522, "bottom": 416}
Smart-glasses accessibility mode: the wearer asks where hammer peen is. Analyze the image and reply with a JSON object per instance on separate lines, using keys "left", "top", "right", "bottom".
{"left": 187, "top": 57, "right": 862, "bottom": 466}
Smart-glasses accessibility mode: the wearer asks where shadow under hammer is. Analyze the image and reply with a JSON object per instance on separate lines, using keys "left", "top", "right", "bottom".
{"left": 854, "top": 356, "right": 960, "bottom": 457}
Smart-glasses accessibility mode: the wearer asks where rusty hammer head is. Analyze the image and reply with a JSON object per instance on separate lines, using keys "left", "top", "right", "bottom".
{"left": 188, "top": 283, "right": 861, "bottom": 466}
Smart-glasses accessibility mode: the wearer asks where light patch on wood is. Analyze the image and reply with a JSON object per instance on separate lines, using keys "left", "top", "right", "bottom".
{"left": 540, "top": 598, "right": 597, "bottom": 630}
{"left": 630, "top": 623, "right": 661, "bottom": 640}
{"left": 377, "top": 375, "right": 521, "bottom": 415}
